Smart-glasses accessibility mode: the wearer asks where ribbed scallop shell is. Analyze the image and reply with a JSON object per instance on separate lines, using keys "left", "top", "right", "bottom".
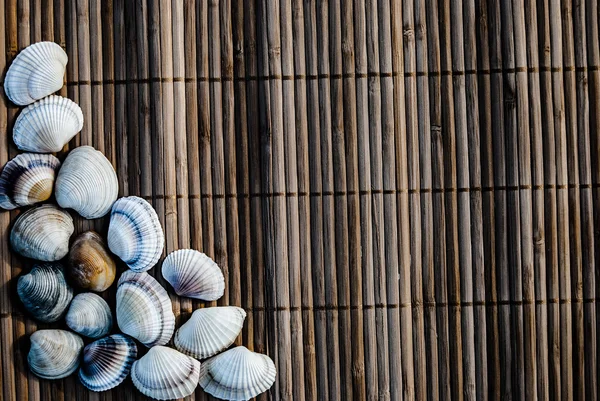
{"left": 55, "top": 146, "right": 118, "bottom": 219}
{"left": 68, "top": 231, "right": 116, "bottom": 292}
{"left": 131, "top": 346, "right": 200, "bottom": 400}
{"left": 28, "top": 330, "right": 83, "bottom": 380}
{"left": 108, "top": 196, "right": 164, "bottom": 272}
{"left": 199, "top": 346, "right": 276, "bottom": 401}
{"left": 79, "top": 334, "right": 137, "bottom": 392}
{"left": 161, "top": 249, "right": 224, "bottom": 301}
{"left": 66, "top": 293, "right": 112, "bottom": 338}
{"left": 10, "top": 204, "right": 74, "bottom": 261}
{"left": 13, "top": 95, "right": 83, "bottom": 152}
{"left": 0, "top": 153, "right": 60, "bottom": 210}
{"left": 17, "top": 263, "right": 73, "bottom": 323}
{"left": 4, "top": 42, "right": 67, "bottom": 105}
{"left": 116, "top": 271, "right": 175, "bottom": 347}
{"left": 174, "top": 306, "right": 246, "bottom": 359}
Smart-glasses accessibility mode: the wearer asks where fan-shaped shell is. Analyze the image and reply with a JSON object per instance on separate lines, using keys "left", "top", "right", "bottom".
{"left": 55, "top": 146, "right": 118, "bottom": 219}
{"left": 28, "top": 330, "right": 83, "bottom": 380}
{"left": 79, "top": 334, "right": 137, "bottom": 392}
{"left": 174, "top": 306, "right": 246, "bottom": 359}
{"left": 17, "top": 263, "right": 73, "bottom": 323}
{"left": 199, "top": 346, "right": 276, "bottom": 401}
{"left": 131, "top": 346, "right": 200, "bottom": 400}
{"left": 116, "top": 271, "right": 175, "bottom": 347}
{"left": 10, "top": 204, "right": 74, "bottom": 261}
{"left": 4, "top": 42, "right": 67, "bottom": 106}
{"left": 108, "top": 196, "right": 164, "bottom": 272}
{"left": 0, "top": 153, "right": 60, "bottom": 210}
{"left": 68, "top": 231, "right": 116, "bottom": 292}
{"left": 65, "top": 293, "right": 112, "bottom": 338}
{"left": 161, "top": 249, "right": 224, "bottom": 301}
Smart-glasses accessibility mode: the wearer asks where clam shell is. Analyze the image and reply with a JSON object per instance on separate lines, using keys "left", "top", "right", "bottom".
{"left": 28, "top": 330, "right": 83, "bottom": 380}
{"left": 116, "top": 271, "right": 175, "bottom": 347}
{"left": 0, "top": 153, "right": 60, "bottom": 210}
{"left": 174, "top": 306, "right": 246, "bottom": 359}
{"left": 68, "top": 231, "right": 116, "bottom": 292}
{"left": 161, "top": 249, "right": 224, "bottom": 300}
{"left": 79, "top": 334, "right": 137, "bottom": 392}
{"left": 4, "top": 42, "right": 67, "bottom": 106}
{"left": 10, "top": 204, "right": 74, "bottom": 261}
{"left": 131, "top": 346, "right": 200, "bottom": 400}
{"left": 108, "top": 196, "right": 164, "bottom": 272}
{"left": 199, "top": 346, "right": 276, "bottom": 401}
{"left": 13, "top": 95, "right": 83, "bottom": 153}
{"left": 17, "top": 263, "right": 73, "bottom": 323}
{"left": 55, "top": 146, "right": 118, "bottom": 219}
{"left": 65, "top": 293, "right": 112, "bottom": 338}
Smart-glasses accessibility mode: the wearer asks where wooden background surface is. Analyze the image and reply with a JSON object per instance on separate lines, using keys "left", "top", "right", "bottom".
{"left": 1, "top": 0, "right": 599, "bottom": 400}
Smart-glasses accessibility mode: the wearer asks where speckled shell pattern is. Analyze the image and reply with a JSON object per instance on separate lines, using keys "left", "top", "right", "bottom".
{"left": 28, "top": 330, "right": 83, "bottom": 380}
{"left": 0, "top": 153, "right": 60, "bottom": 210}
{"left": 65, "top": 293, "right": 113, "bottom": 338}
{"left": 17, "top": 262, "right": 73, "bottom": 323}
{"left": 67, "top": 231, "right": 116, "bottom": 292}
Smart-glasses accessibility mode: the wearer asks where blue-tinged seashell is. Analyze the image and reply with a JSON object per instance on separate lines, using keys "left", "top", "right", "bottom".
{"left": 28, "top": 330, "right": 83, "bottom": 380}
{"left": 161, "top": 249, "right": 224, "bottom": 301}
{"left": 65, "top": 293, "right": 112, "bottom": 338}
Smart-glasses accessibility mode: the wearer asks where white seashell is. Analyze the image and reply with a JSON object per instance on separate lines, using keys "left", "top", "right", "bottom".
{"left": 174, "top": 306, "right": 246, "bottom": 359}
{"left": 79, "top": 334, "right": 137, "bottom": 392}
{"left": 28, "top": 330, "right": 83, "bottom": 380}
{"left": 10, "top": 204, "right": 74, "bottom": 261}
{"left": 116, "top": 271, "right": 175, "bottom": 347}
{"left": 12, "top": 95, "right": 83, "bottom": 153}
{"left": 17, "top": 263, "right": 73, "bottom": 323}
{"left": 108, "top": 196, "right": 164, "bottom": 272}
{"left": 55, "top": 146, "right": 118, "bottom": 219}
{"left": 131, "top": 345, "right": 200, "bottom": 400}
{"left": 0, "top": 153, "right": 60, "bottom": 210}
{"left": 199, "top": 346, "right": 276, "bottom": 401}
{"left": 161, "top": 249, "right": 224, "bottom": 301}
{"left": 4, "top": 42, "right": 67, "bottom": 106}
{"left": 65, "top": 293, "right": 113, "bottom": 338}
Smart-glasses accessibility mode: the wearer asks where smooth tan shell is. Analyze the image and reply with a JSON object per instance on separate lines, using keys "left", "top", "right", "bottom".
{"left": 68, "top": 231, "right": 116, "bottom": 292}
{"left": 28, "top": 330, "right": 83, "bottom": 380}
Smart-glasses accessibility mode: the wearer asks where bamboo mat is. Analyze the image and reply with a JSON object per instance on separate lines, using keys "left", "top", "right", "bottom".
{"left": 0, "top": 1, "right": 599, "bottom": 400}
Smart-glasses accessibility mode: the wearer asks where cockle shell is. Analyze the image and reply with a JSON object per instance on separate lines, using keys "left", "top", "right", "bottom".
{"left": 17, "top": 263, "right": 73, "bottom": 323}
{"left": 79, "top": 334, "right": 137, "bottom": 392}
{"left": 13, "top": 95, "right": 83, "bottom": 153}
{"left": 131, "top": 346, "right": 200, "bottom": 400}
{"left": 4, "top": 42, "right": 67, "bottom": 106}
{"left": 55, "top": 146, "right": 118, "bottom": 219}
{"left": 198, "top": 346, "right": 277, "bottom": 401}
{"left": 65, "top": 293, "right": 112, "bottom": 338}
{"left": 116, "top": 271, "right": 175, "bottom": 347}
{"left": 10, "top": 204, "right": 74, "bottom": 261}
{"left": 0, "top": 153, "right": 60, "bottom": 210}
{"left": 108, "top": 196, "right": 164, "bottom": 272}
{"left": 68, "top": 231, "right": 116, "bottom": 292}
{"left": 161, "top": 249, "right": 224, "bottom": 301}
{"left": 28, "top": 330, "right": 83, "bottom": 380}
{"left": 174, "top": 306, "right": 246, "bottom": 359}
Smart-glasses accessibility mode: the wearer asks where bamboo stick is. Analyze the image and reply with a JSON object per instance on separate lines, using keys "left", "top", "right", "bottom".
{"left": 116, "top": 0, "right": 132, "bottom": 196}
{"left": 53, "top": 0, "right": 66, "bottom": 99}
{"left": 31, "top": 0, "right": 41, "bottom": 42}
{"left": 100, "top": 0, "right": 114, "bottom": 165}
{"left": 41, "top": 0, "right": 53, "bottom": 41}
{"left": 65, "top": 0, "right": 79, "bottom": 153}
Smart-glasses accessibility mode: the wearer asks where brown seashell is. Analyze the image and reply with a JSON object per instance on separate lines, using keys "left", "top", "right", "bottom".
{"left": 68, "top": 231, "right": 116, "bottom": 292}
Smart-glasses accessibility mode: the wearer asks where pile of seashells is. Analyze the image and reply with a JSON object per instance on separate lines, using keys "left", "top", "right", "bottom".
{"left": 1, "top": 41, "right": 276, "bottom": 401}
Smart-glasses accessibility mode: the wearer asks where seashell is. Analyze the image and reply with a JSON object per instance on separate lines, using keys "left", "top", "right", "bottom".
{"left": 67, "top": 231, "right": 116, "bottom": 292}
{"left": 13, "top": 95, "right": 83, "bottom": 153}
{"left": 10, "top": 204, "right": 74, "bottom": 261}
{"left": 65, "top": 293, "right": 112, "bottom": 338}
{"left": 199, "top": 346, "right": 277, "bottom": 401}
{"left": 161, "top": 249, "right": 224, "bottom": 301}
{"left": 28, "top": 330, "right": 83, "bottom": 380}
{"left": 131, "top": 345, "right": 200, "bottom": 400}
{"left": 108, "top": 196, "right": 164, "bottom": 272}
{"left": 0, "top": 153, "right": 60, "bottom": 210}
{"left": 79, "top": 334, "right": 137, "bottom": 392}
{"left": 174, "top": 306, "right": 246, "bottom": 359}
{"left": 4, "top": 42, "right": 67, "bottom": 106}
{"left": 116, "top": 271, "right": 175, "bottom": 347}
{"left": 17, "top": 262, "right": 73, "bottom": 323}
{"left": 55, "top": 146, "right": 118, "bottom": 219}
